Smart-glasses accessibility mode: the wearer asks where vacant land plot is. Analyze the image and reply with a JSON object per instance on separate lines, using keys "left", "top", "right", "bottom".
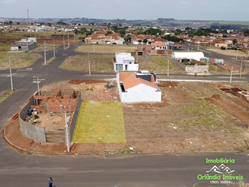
{"left": 207, "top": 48, "right": 247, "bottom": 57}
{"left": 139, "top": 55, "right": 184, "bottom": 74}
{"left": 0, "top": 31, "right": 56, "bottom": 39}
{"left": 60, "top": 55, "right": 114, "bottom": 72}
{"left": 0, "top": 44, "right": 10, "bottom": 51}
{"left": 37, "top": 81, "right": 249, "bottom": 155}
{"left": 31, "top": 44, "right": 60, "bottom": 52}
{"left": 0, "top": 53, "right": 42, "bottom": 70}
{"left": 72, "top": 101, "right": 126, "bottom": 143}
{"left": 75, "top": 45, "right": 137, "bottom": 53}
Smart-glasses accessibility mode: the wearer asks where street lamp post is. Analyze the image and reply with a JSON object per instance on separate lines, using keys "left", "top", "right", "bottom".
{"left": 53, "top": 39, "right": 55, "bottom": 57}
{"left": 230, "top": 66, "right": 233, "bottom": 84}
{"left": 167, "top": 54, "right": 169, "bottom": 77}
{"left": 236, "top": 47, "right": 239, "bottom": 61}
{"left": 9, "top": 57, "right": 13, "bottom": 90}
{"left": 63, "top": 35, "right": 65, "bottom": 49}
{"left": 68, "top": 31, "right": 70, "bottom": 47}
{"left": 64, "top": 106, "right": 70, "bottom": 152}
{"left": 44, "top": 40, "right": 47, "bottom": 65}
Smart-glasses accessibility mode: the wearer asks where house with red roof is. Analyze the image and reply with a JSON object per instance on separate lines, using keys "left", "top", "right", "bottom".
{"left": 117, "top": 71, "right": 161, "bottom": 103}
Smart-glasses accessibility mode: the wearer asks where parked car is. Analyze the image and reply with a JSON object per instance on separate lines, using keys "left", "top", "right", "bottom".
{"left": 220, "top": 46, "right": 226, "bottom": 50}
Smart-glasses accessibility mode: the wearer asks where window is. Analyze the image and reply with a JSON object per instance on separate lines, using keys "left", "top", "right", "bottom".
{"left": 116, "top": 64, "right": 123, "bottom": 70}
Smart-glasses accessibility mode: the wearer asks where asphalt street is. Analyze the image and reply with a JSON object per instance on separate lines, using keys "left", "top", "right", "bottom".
{"left": 0, "top": 42, "right": 249, "bottom": 186}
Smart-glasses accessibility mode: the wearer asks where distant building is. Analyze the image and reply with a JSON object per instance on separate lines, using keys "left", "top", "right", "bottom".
{"left": 114, "top": 53, "right": 139, "bottom": 71}
{"left": 11, "top": 37, "right": 37, "bottom": 51}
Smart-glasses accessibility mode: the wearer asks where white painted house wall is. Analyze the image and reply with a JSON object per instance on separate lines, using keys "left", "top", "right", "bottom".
{"left": 120, "top": 83, "right": 161, "bottom": 103}
{"left": 11, "top": 46, "right": 19, "bottom": 51}
{"left": 114, "top": 53, "right": 139, "bottom": 71}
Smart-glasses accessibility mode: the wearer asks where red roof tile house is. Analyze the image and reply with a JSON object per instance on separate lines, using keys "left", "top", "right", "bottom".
{"left": 117, "top": 71, "right": 161, "bottom": 103}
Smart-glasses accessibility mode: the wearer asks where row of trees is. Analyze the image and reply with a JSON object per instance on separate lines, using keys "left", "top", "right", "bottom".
{"left": 74, "top": 27, "right": 94, "bottom": 36}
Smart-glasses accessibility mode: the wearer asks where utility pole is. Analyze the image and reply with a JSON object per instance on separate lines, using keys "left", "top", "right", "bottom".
{"left": 63, "top": 35, "right": 65, "bottom": 49}
{"left": 9, "top": 57, "right": 13, "bottom": 90}
{"left": 68, "top": 31, "right": 70, "bottom": 47}
{"left": 240, "top": 60, "right": 243, "bottom": 78}
{"left": 236, "top": 47, "right": 239, "bottom": 61}
{"left": 64, "top": 106, "right": 70, "bottom": 152}
{"left": 32, "top": 77, "right": 45, "bottom": 95}
{"left": 167, "top": 55, "right": 169, "bottom": 77}
{"left": 230, "top": 66, "right": 233, "bottom": 84}
{"left": 44, "top": 40, "right": 47, "bottom": 65}
{"left": 53, "top": 39, "right": 55, "bottom": 57}
{"left": 88, "top": 53, "right": 91, "bottom": 75}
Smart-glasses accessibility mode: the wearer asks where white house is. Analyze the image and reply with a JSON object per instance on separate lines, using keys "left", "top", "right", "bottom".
{"left": 114, "top": 53, "right": 139, "bottom": 71}
{"left": 172, "top": 52, "right": 205, "bottom": 61}
{"left": 151, "top": 42, "right": 167, "bottom": 50}
{"left": 117, "top": 71, "right": 161, "bottom": 103}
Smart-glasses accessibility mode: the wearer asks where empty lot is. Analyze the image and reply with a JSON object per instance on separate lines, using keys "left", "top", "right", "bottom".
{"left": 75, "top": 45, "right": 137, "bottom": 53}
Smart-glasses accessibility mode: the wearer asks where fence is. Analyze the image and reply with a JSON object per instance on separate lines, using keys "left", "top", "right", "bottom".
{"left": 19, "top": 96, "right": 46, "bottom": 143}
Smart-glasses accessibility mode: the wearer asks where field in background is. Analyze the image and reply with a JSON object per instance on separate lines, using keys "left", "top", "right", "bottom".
{"left": 60, "top": 55, "right": 114, "bottom": 72}
{"left": 207, "top": 48, "right": 248, "bottom": 57}
{"left": 0, "top": 44, "right": 11, "bottom": 51}
{"left": 218, "top": 21, "right": 249, "bottom": 26}
{"left": 75, "top": 45, "right": 137, "bottom": 53}
{"left": 0, "top": 53, "right": 42, "bottom": 70}
{"left": 72, "top": 101, "right": 126, "bottom": 143}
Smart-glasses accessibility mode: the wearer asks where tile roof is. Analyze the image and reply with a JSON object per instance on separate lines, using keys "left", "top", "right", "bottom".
{"left": 151, "top": 43, "right": 166, "bottom": 47}
{"left": 120, "top": 72, "right": 157, "bottom": 90}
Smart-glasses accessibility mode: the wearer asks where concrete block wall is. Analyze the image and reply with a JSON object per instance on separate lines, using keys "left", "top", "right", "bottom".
{"left": 19, "top": 97, "right": 46, "bottom": 143}
{"left": 69, "top": 92, "right": 81, "bottom": 142}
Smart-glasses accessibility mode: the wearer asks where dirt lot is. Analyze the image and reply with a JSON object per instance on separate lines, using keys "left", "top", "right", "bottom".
{"left": 26, "top": 113, "right": 66, "bottom": 132}
{"left": 4, "top": 81, "right": 249, "bottom": 155}
{"left": 75, "top": 45, "right": 137, "bottom": 53}
{"left": 60, "top": 55, "right": 114, "bottom": 72}
{"left": 42, "top": 80, "right": 120, "bottom": 102}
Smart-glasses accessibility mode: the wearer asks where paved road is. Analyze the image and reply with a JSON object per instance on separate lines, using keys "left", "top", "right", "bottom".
{"left": 0, "top": 42, "right": 249, "bottom": 186}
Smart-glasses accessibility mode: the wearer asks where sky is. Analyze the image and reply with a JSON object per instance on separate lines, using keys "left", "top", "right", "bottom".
{"left": 1, "top": 0, "right": 249, "bottom": 21}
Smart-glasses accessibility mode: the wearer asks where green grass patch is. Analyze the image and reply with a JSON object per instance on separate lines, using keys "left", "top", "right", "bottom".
{"left": 0, "top": 44, "right": 11, "bottom": 51}
{"left": 64, "top": 46, "right": 70, "bottom": 50}
{"left": 43, "top": 57, "right": 56, "bottom": 65}
{"left": 72, "top": 101, "right": 126, "bottom": 143}
{"left": 60, "top": 55, "right": 114, "bottom": 72}
{"left": 0, "top": 89, "right": 17, "bottom": 105}
{"left": 0, "top": 53, "right": 42, "bottom": 70}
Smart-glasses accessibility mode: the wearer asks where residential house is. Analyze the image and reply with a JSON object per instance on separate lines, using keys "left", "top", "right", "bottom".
{"left": 11, "top": 37, "right": 37, "bottom": 51}
{"left": 117, "top": 71, "right": 161, "bottom": 103}
{"left": 85, "top": 31, "right": 124, "bottom": 45}
{"left": 114, "top": 53, "right": 139, "bottom": 71}
{"left": 151, "top": 42, "right": 167, "bottom": 54}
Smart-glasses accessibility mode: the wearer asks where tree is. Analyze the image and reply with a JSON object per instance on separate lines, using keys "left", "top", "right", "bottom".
{"left": 8, "top": 21, "right": 13, "bottom": 25}
{"left": 233, "top": 39, "right": 237, "bottom": 45}
{"left": 48, "top": 23, "right": 52, "bottom": 27}
{"left": 185, "top": 27, "right": 192, "bottom": 31}
{"left": 138, "top": 40, "right": 142, "bottom": 44}
{"left": 143, "top": 39, "right": 148, "bottom": 44}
